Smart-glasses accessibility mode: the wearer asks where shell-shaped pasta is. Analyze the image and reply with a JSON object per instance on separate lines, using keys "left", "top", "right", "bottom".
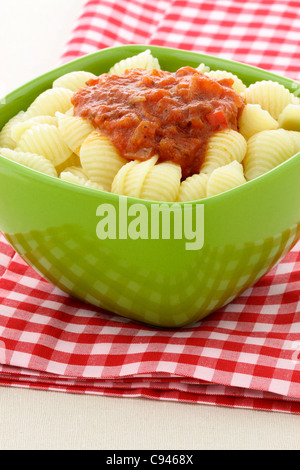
{"left": 56, "top": 111, "right": 94, "bottom": 155}
{"left": 16, "top": 124, "right": 73, "bottom": 167}
{"left": 0, "top": 111, "right": 27, "bottom": 149}
{"left": 207, "top": 161, "right": 246, "bottom": 197}
{"left": 60, "top": 170, "right": 104, "bottom": 191}
{"left": 289, "top": 130, "right": 300, "bottom": 153}
{"left": 196, "top": 63, "right": 210, "bottom": 73}
{"left": 80, "top": 130, "right": 127, "bottom": 191}
{"left": 177, "top": 173, "right": 209, "bottom": 202}
{"left": 85, "top": 180, "right": 105, "bottom": 190}
{"left": 53, "top": 71, "right": 97, "bottom": 92}
{"left": 205, "top": 70, "right": 247, "bottom": 95}
{"left": 0, "top": 147, "right": 57, "bottom": 177}
{"left": 60, "top": 171, "right": 87, "bottom": 185}
{"left": 111, "top": 160, "right": 138, "bottom": 195}
{"left": 55, "top": 153, "right": 81, "bottom": 174}
{"left": 245, "top": 80, "right": 300, "bottom": 120}
{"left": 111, "top": 156, "right": 158, "bottom": 197}
{"left": 26, "top": 87, "right": 73, "bottom": 118}
{"left": 60, "top": 165, "right": 89, "bottom": 181}
{"left": 278, "top": 104, "right": 300, "bottom": 131}
{"left": 238, "top": 104, "right": 279, "bottom": 140}
{"left": 200, "top": 129, "right": 247, "bottom": 174}
{"left": 243, "top": 129, "right": 300, "bottom": 180}
{"left": 126, "top": 157, "right": 159, "bottom": 198}
{"left": 11, "top": 115, "right": 58, "bottom": 143}
{"left": 141, "top": 161, "right": 182, "bottom": 202}
{"left": 108, "top": 49, "right": 161, "bottom": 75}
{"left": 112, "top": 158, "right": 181, "bottom": 201}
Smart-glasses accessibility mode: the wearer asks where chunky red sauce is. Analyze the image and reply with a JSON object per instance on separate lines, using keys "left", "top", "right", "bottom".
{"left": 72, "top": 67, "right": 245, "bottom": 179}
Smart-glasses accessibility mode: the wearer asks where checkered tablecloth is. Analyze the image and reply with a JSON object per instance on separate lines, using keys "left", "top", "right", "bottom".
{"left": 0, "top": 0, "right": 300, "bottom": 414}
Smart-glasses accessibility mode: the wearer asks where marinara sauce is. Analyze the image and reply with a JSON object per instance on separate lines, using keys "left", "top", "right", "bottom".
{"left": 72, "top": 67, "right": 245, "bottom": 180}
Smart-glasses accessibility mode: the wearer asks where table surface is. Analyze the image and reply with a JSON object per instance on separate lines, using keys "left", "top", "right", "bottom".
{"left": 0, "top": 0, "right": 299, "bottom": 451}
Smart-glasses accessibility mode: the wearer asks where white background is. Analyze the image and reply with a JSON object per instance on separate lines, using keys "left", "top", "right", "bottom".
{"left": 0, "top": 0, "right": 299, "bottom": 450}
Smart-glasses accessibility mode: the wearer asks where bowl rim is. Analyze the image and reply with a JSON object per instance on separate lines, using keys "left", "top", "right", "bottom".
{"left": 1, "top": 43, "right": 300, "bottom": 207}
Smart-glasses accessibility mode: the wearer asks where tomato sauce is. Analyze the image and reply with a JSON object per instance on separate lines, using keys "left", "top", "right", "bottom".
{"left": 72, "top": 67, "right": 245, "bottom": 179}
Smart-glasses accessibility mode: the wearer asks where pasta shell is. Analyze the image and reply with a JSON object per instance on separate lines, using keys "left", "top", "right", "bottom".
{"left": 53, "top": 71, "right": 97, "bottom": 92}
{"left": 111, "top": 156, "right": 158, "bottom": 198}
{"left": 11, "top": 115, "right": 58, "bottom": 143}
{"left": 207, "top": 161, "right": 246, "bottom": 197}
{"left": 278, "top": 104, "right": 300, "bottom": 131}
{"left": 177, "top": 173, "right": 209, "bottom": 202}
{"left": 16, "top": 124, "right": 73, "bottom": 167}
{"left": 111, "top": 160, "right": 138, "bottom": 196}
{"left": 55, "top": 153, "right": 81, "bottom": 174}
{"left": 243, "top": 129, "right": 300, "bottom": 180}
{"left": 60, "top": 170, "right": 104, "bottom": 191}
{"left": 196, "top": 63, "right": 210, "bottom": 73}
{"left": 0, "top": 147, "right": 57, "bottom": 177}
{"left": 245, "top": 80, "right": 300, "bottom": 120}
{"left": 112, "top": 158, "right": 181, "bottom": 202}
{"left": 125, "top": 156, "right": 158, "bottom": 198}
{"left": 85, "top": 180, "right": 105, "bottom": 191}
{"left": 26, "top": 87, "right": 73, "bottom": 118}
{"left": 80, "top": 130, "right": 127, "bottom": 191}
{"left": 0, "top": 111, "right": 27, "bottom": 149}
{"left": 238, "top": 104, "right": 279, "bottom": 140}
{"left": 141, "top": 161, "right": 182, "bottom": 202}
{"left": 205, "top": 70, "right": 247, "bottom": 95}
{"left": 60, "top": 171, "right": 88, "bottom": 185}
{"left": 200, "top": 129, "right": 247, "bottom": 174}
{"left": 60, "top": 165, "right": 89, "bottom": 181}
{"left": 57, "top": 111, "right": 95, "bottom": 155}
{"left": 108, "top": 49, "right": 160, "bottom": 75}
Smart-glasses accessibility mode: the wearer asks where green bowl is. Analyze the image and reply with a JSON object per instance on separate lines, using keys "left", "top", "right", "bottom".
{"left": 0, "top": 45, "right": 300, "bottom": 328}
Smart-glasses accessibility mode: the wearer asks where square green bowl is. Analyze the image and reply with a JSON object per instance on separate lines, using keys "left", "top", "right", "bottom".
{"left": 0, "top": 45, "right": 300, "bottom": 327}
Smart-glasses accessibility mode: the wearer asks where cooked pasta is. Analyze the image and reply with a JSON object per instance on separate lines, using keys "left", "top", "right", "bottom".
{"left": 111, "top": 160, "right": 138, "bottom": 196}
{"left": 60, "top": 171, "right": 88, "bottom": 185}
{"left": 200, "top": 129, "right": 247, "bottom": 174}
{"left": 0, "top": 147, "right": 57, "bottom": 177}
{"left": 243, "top": 129, "right": 300, "bottom": 180}
{"left": 56, "top": 111, "right": 94, "bottom": 155}
{"left": 140, "top": 161, "right": 182, "bottom": 202}
{"left": 278, "top": 104, "right": 300, "bottom": 131}
{"left": 0, "top": 111, "right": 27, "bottom": 149}
{"left": 206, "top": 161, "right": 246, "bottom": 197}
{"left": 177, "top": 173, "right": 209, "bottom": 202}
{"left": 53, "top": 71, "right": 97, "bottom": 92}
{"left": 1, "top": 52, "right": 300, "bottom": 202}
{"left": 196, "top": 63, "right": 210, "bottom": 73}
{"left": 245, "top": 80, "right": 300, "bottom": 120}
{"left": 85, "top": 180, "right": 106, "bottom": 190}
{"left": 16, "top": 124, "right": 73, "bottom": 167}
{"left": 205, "top": 70, "right": 247, "bottom": 95}
{"left": 11, "top": 115, "right": 58, "bottom": 143}
{"left": 80, "top": 130, "right": 127, "bottom": 191}
{"left": 60, "top": 165, "right": 89, "bottom": 181}
{"left": 25, "top": 87, "right": 73, "bottom": 118}
{"left": 108, "top": 49, "right": 161, "bottom": 75}
{"left": 55, "top": 153, "right": 81, "bottom": 175}
{"left": 111, "top": 156, "right": 158, "bottom": 198}
{"left": 112, "top": 157, "right": 181, "bottom": 202}
{"left": 238, "top": 104, "right": 279, "bottom": 140}
{"left": 60, "top": 169, "right": 104, "bottom": 190}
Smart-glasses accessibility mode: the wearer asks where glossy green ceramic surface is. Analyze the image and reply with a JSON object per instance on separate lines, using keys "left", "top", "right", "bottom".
{"left": 1, "top": 45, "right": 300, "bottom": 327}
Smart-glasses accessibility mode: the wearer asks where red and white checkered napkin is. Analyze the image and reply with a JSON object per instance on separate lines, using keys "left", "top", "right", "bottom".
{"left": 1, "top": 0, "right": 300, "bottom": 413}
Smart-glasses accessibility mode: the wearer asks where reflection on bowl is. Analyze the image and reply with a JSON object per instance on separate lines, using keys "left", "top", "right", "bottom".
{"left": 1, "top": 45, "right": 300, "bottom": 327}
